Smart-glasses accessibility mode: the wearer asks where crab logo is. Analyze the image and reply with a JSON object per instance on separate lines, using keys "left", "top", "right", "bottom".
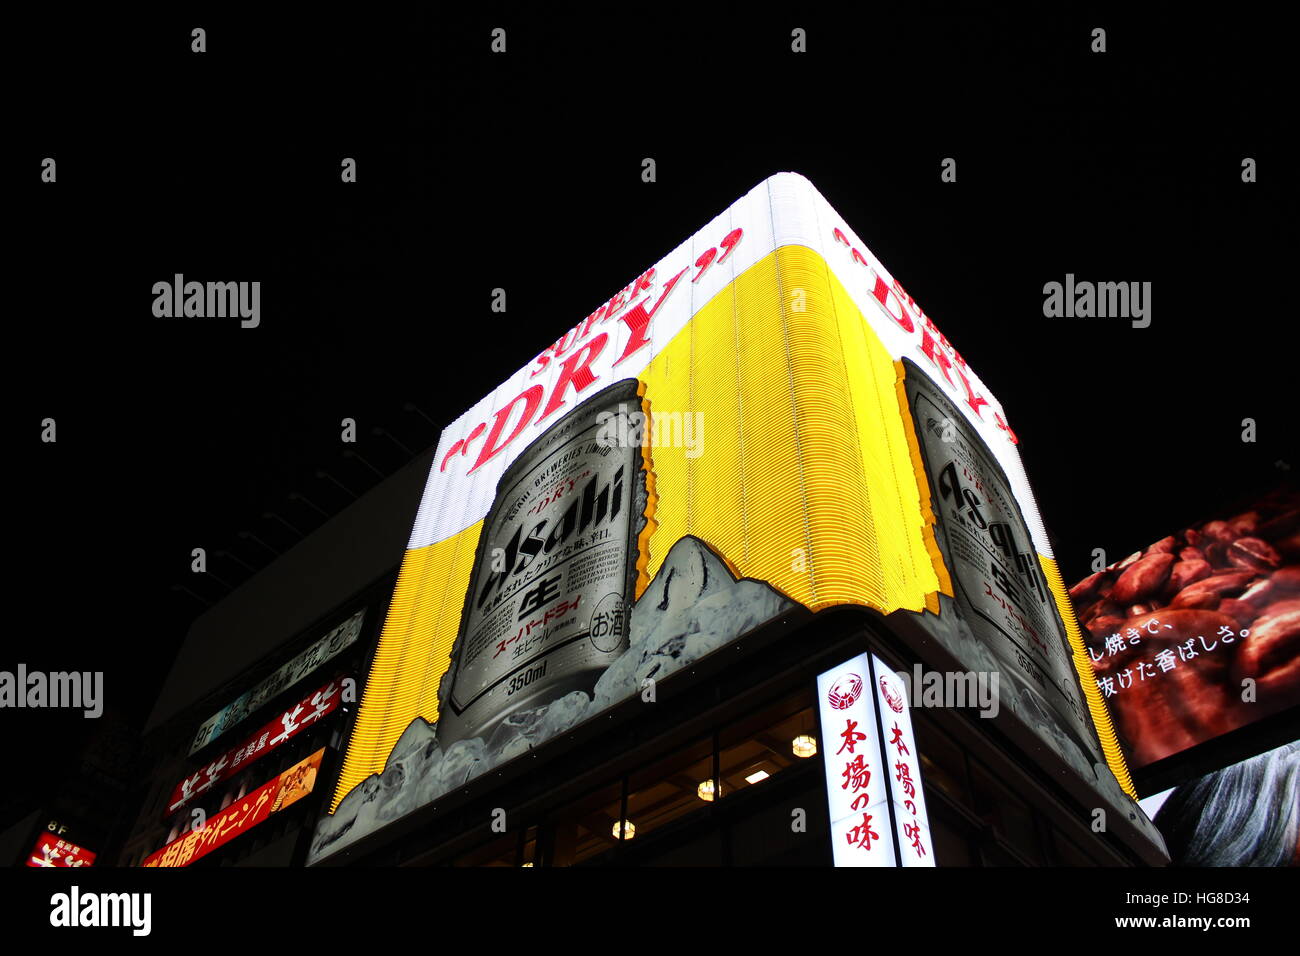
{"left": 827, "top": 673, "right": 863, "bottom": 710}
{"left": 879, "top": 675, "right": 905, "bottom": 714}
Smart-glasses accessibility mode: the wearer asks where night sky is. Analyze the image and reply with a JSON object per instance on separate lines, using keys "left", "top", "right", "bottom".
{"left": 8, "top": 8, "right": 1291, "bottom": 835}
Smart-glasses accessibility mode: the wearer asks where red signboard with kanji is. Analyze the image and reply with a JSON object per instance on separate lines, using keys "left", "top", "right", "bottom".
{"left": 144, "top": 749, "right": 324, "bottom": 867}
{"left": 27, "top": 833, "right": 96, "bottom": 868}
{"left": 166, "top": 677, "right": 345, "bottom": 816}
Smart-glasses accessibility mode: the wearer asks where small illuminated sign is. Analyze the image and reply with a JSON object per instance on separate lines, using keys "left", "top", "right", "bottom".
{"left": 27, "top": 833, "right": 96, "bottom": 868}
{"left": 144, "top": 749, "right": 325, "bottom": 868}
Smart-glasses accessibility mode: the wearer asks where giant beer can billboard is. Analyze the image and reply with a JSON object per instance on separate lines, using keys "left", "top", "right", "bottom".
{"left": 308, "top": 173, "right": 1165, "bottom": 864}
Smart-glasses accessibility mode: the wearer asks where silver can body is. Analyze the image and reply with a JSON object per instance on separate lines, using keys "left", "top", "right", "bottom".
{"left": 436, "top": 378, "right": 646, "bottom": 749}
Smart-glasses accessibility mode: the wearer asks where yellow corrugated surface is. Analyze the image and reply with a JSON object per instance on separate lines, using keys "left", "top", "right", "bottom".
{"left": 330, "top": 522, "right": 480, "bottom": 811}
{"left": 635, "top": 245, "right": 948, "bottom": 612}
{"left": 1041, "top": 554, "right": 1138, "bottom": 798}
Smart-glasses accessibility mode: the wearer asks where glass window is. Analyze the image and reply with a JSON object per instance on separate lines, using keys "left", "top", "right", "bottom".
{"left": 730, "top": 778, "right": 829, "bottom": 866}
{"left": 970, "top": 763, "right": 1043, "bottom": 865}
{"left": 625, "top": 737, "right": 714, "bottom": 839}
{"left": 911, "top": 714, "right": 970, "bottom": 805}
{"left": 639, "top": 830, "right": 724, "bottom": 866}
{"left": 928, "top": 811, "right": 976, "bottom": 867}
{"left": 718, "top": 693, "right": 818, "bottom": 798}
{"left": 1047, "top": 826, "right": 1104, "bottom": 866}
{"left": 554, "top": 782, "right": 624, "bottom": 866}
{"left": 453, "top": 829, "right": 531, "bottom": 867}
{"left": 978, "top": 842, "right": 1023, "bottom": 867}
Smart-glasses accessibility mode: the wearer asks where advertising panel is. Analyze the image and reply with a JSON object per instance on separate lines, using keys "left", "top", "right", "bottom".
{"left": 188, "top": 609, "right": 364, "bottom": 755}
{"left": 27, "top": 833, "right": 96, "bottom": 868}
{"left": 1070, "top": 488, "right": 1300, "bottom": 769}
{"left": 167, "top": 676, "right": 347, "bottom": 815}
{"left": 144, "top": 749, "right": 324, "bottom": 868}
{"left": 901, "top": 365, "right": 1101, "bottom": 781}
{"left": 309, "top": 172, "right": 1158, "bottom": 864}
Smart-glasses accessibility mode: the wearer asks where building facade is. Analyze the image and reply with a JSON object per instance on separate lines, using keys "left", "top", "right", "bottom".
{"left": 119, "top": 174, "right": 1170, "bottom": 868}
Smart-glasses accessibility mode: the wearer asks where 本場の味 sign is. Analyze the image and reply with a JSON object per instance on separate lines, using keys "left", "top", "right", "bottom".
{"left": 166, "top": 677, "right": 346, "bottom": 816}
{"left": 817, "top": 653, "right": 933, "bottom": 867}
{"left": 145, "top": 749, "right": 324, "bottom": 867}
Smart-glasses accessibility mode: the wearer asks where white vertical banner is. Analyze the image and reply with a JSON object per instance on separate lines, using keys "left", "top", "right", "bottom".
{"left": 817, "top": 653, "right": 934, "bottom": 867}
{"left": 817, "top": 653, "right": 893, "bottom": 866}
{"left": 872, "top": 654, "right": 935, "bottom": 867}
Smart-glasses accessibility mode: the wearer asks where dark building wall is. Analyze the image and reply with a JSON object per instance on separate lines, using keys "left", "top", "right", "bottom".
{"left": 0, "top": 810, "right": 42, "bottom": 867}
{"left": 146, "top": 449, "right": 434, "bottom": 733}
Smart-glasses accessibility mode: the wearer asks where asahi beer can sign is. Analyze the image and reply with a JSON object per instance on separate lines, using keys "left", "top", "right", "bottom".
{"left": 315, "top": 173, "right": 1165, "bottom": 867}
{"left": 437, "top": 379, "right": 647, "bottom": 747}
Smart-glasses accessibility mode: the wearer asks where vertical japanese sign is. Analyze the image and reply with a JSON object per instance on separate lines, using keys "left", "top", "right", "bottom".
{"left": 27, "top": 833, "right": 96, "bottom": 868}
{"left": 143, "top": 749, "right": 325, "bottom": 867}
{"left": 874, "top": 658, "right": 933, "bottom": 866}
{"left": 818, "top": 653, "right": 934, "bottom": 867}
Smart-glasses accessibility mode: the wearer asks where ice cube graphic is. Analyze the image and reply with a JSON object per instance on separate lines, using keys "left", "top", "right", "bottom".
{"left": 384, "top": 717, "right": 438, "bottom": 771}
{"left": 437, "top": 737, "right": 486, "bottom": 790}
{"left": 592, "top": 535, "right": 795, "bottom": 710}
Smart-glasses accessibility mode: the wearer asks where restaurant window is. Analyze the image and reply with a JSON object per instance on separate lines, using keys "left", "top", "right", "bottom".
{"left": 911, "top": 714, "right": 971, "bottom": 806}
{"left": 970, "top": 763, "right": 1045, "bottom": 865}
{"left": 624, "top": 737, "right": 715, "bottom": 841}
{"left": 1050, "top": 832, "right": 1102, "bottom": 868}
{"left": 717, "top": 691, "right": 817, "bottom": 799}
{"left": 638, "top": 829, "right": 725, "bottom": 866}
{"left": 555, "top": 782, "right": 625, "bottom": 866}
{"left": 927, "top": 808, "right": 977, "bottom": 867}
{"left": 452, "top": 827, "right": 536, "bottom": 867}
{"left": 729, "top": 777, "right": 829, "bottom": 866}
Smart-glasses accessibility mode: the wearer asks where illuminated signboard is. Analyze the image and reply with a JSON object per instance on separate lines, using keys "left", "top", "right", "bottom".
{"left": 167, "top": 676, "right": 347, "bottom": 815}
{"left": 1070, "top": 488, "right": 1300, "bottom": 770}
{"left": 144, "top": 749, "right": 324, "bottom": 867}
{"left": 189, "top": 609, "right": 364, "bottom": 755}
{"left": 27, "top": 833, "right": 96, "bottom": 868}
{"left": 309, "top": 172, "right": 1157, "bottom": 864}
{"left": 817, "top": 653, "right": 933, "bottom": 866}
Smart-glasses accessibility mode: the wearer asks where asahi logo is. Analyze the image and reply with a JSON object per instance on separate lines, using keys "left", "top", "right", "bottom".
{"left": 152, "top": 274, "right": 261, "bottom": 328}
{"left": 0, "top": 665, "right": 102, "bottom": 718}
{"left": 477, "top": 464, "right": 625, "bottom": 612}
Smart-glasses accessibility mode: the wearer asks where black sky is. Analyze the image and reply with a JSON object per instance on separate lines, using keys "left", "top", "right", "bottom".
{"left": 8, "top": 7, "right": 1293, "bottom": 832}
